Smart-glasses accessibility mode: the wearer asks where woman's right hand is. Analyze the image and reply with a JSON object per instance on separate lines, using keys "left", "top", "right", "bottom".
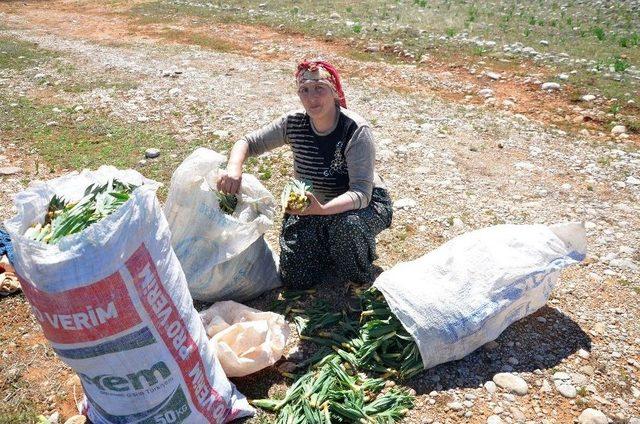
{"left": 217, "top": 168, "right": 242, "bottom": 194}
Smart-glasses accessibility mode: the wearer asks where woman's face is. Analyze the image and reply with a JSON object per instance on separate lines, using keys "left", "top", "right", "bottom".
{"left": 297, "top": 82, "right": 336, "bottom": 121}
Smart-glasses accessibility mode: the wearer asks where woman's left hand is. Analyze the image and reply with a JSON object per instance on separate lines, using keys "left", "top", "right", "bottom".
{"left": 287, "top": 192, "right": 325, "bottom": 216}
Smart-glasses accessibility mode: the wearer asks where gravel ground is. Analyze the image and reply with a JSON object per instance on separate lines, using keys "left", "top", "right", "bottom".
{"left": 0, "top": 4, "right": 639, "bottom": 423}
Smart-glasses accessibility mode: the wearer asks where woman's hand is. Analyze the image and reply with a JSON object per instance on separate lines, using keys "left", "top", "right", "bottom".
{"left": 287, "top": 192, "right": 325, "bottom": 216}
{"left": 216, "top": 169, "right": 242, "bottom": 194}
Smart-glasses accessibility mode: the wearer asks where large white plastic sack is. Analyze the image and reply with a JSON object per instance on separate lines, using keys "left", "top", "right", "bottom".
{"left": 164, "top": 148, "right": 281, "bottom": 302}
{"left": 200, "top": 301, "right": 290, "bottom": 377}
{"left": 374, "top": 222, "right": 586, "bottom": 371}
{"left": 4, "top": 166, "right": 253, "bottom": 423}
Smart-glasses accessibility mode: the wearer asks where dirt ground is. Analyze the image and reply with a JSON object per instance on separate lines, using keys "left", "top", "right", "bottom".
{"left": 0, "top": 1, "right": 639, "bottom": 423}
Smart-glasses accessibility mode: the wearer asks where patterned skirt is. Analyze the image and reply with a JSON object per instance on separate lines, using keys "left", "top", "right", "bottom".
{"left": 279, "top": 187, "right": 393, "bottom": 289}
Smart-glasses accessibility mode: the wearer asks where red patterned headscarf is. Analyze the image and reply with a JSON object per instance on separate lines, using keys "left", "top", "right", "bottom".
{"left": 295, "top": 60, "right": 347, "bottom": 108}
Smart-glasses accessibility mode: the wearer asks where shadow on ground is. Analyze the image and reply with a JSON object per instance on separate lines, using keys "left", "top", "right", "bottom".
{"left": 403, "top": 305, "right": 592, "bottom": 394}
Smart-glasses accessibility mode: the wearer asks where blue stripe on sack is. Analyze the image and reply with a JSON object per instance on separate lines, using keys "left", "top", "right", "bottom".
{"left": 568, "top": 250, "right": 586, "bottom": 262}
{"left": 54, "top": 327, "right": 156, "bottom": 359}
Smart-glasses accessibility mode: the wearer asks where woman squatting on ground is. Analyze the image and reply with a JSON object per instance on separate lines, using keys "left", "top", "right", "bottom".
{"left": 217, "top": 60, "right": 393, "bottom": 289}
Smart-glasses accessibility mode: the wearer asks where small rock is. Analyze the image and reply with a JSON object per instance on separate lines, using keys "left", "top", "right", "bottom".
{"left": 536, "top": 316, "right": 547, "bottom": 323}
{"left": 541, "top": 82, "right": 561, "bottom": 91}
{"left": 493, "top": 373, "right": 529, "bottom": 395}
{"left": 137, "top": 159, "right": 147, "bottom": 166}
{"left": 394, "top": 198, "right": 417, "bottom": 210}
{"left": 581, "top": 94, "right": 596, "bottom": 102}
{"left": 539, "top": 40, "right": 549, "bottom": 46}
{"left": 478, "top": 88, "right": 494, "bottom": 98}
{"left": 0, "top": 166, "right": 22, "bottom": 176}
{"left": 625, "top": 176, "right": 640, "bottom": 185}
{"left": 578, "top": 408, "right": 608, "bottom": 424}
{"left": 577, "top": 349, "right": 590, "bottom": 359}
{"left": 487, "top": 415, "right": 503, "bottom": 424}
{"left": 145, "top": 148, "right": 160, "bottom": 159}
{"left": 557, "top": 383, "right": 577, "bottom": 398}
{"left": 137, "top": 116, "right": 149, "bottom": 123}
{"left": 34, "top": 73, "right": 46, "bottom": 80}
{"left": 169, "top": 88, "right": 182, "bottom": 97}
{"left": 485, "top": 71, "right": 501, "bottom": 80}
{"left": 213, "top": 130, "right": 230, "bottom": 139}
{"left": 611, "top": 125, "right": 626, "bottom": 135}
{"left": 558, "top": 73, "right": 569, "bottom": 80}
{"left": 447, "top": 401, "right": 464, "bottom": 411}
{"left": 330, "top": 12, "right": 341, "bottom": 19}
{"left": 514, "top": 161, "right": 536, "bottom": 171}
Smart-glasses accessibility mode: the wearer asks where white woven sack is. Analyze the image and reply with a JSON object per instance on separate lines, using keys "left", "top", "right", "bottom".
{"left": 164, "top": 148, "right": 280, "bottom": 302}
{"left": 374, "top": 222, "right": 586, "bottom": 371}
{"left": 4, "top": 166, "right": 253, "bottom": 423}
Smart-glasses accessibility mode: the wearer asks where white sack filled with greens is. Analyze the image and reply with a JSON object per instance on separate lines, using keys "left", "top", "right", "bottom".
{"left": 374, "top": 222, "right": 586, "bottom": 371}
{"left": 165, "top": 148, "right": 280, "bottom": 302}
{"left": 5, "top": 166, "right": 253, "bottom": 423}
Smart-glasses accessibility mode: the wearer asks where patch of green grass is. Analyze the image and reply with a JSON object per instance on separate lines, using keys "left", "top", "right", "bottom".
{"left": 62, "top": 78, "right": 139, "bottom": 94}
{"left": 618, "top": 278, "right": 640, "bottom": 294}
{"left": 0, "top": 93, "right": 220, "bottom": 199}
{"left": 612, "top": 56, "right": 630, "bottom": 73}
{"left": 592, "top": 26, "right": 606, "bottom": 41}
{"left": 0, "top": 36, "right": 58, "bottom": 71}
{"left": 258, "top": 162, "right": 273, "bottom": 180}
{"left": 0, "top": 407, "right": 40, "bottom": 424}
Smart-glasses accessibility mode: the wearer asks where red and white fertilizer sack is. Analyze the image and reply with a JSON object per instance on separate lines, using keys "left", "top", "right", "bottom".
{"left": 4, "top": 167, "right": 253, "bottom": 423}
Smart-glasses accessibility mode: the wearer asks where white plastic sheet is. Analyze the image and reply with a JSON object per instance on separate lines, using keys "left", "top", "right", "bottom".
{"left": 201, "top": 301, "right": 290, "bottom": 377}
{"left": 374, "top": 222, "right": 586, "bottom": 371}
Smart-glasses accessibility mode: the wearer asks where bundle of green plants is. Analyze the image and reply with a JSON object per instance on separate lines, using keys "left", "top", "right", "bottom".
{"left": 253, "top": 291, "right": 423, "bottom": 422}
{"left": 215, "top": 190, "right": 238, "bottom": 215}
{"left": 252, "top": 354, "right": 414, "bottom": 423}
{"left": 24, "top": 179, "right": 137, "bottom": 244}
{"left": 355, "top": 288, "right": 424, "bottom": 380}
